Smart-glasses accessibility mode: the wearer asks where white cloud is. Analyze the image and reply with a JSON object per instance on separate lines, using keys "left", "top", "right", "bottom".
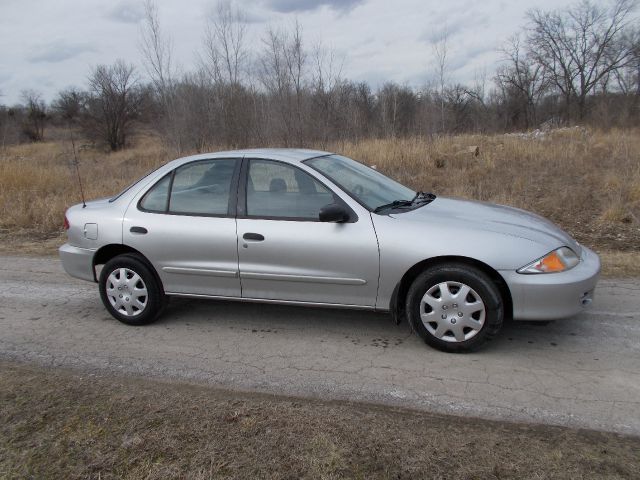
{"left": 27, "top": 41, "right": 96, "bottom": 63}
{"left": 262, "top": 0, "right": 365, "bottom": 13}
{"left": 107, "top": 1, "right": 145, "bottom": 24}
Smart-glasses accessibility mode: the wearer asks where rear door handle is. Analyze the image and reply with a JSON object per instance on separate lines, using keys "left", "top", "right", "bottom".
{"left": 130, "top": 226, "right": 148, "bottom": 234}
{"left": 243, "top": 232, "right": 264, "bottom": 241}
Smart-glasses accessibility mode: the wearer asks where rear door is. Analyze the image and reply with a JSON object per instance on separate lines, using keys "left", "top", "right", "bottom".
{"left": 123, "top": 158, "right": 242, "bottom": 297}
{"left": 236, "top": 159, "right": 379, "bottom": 307}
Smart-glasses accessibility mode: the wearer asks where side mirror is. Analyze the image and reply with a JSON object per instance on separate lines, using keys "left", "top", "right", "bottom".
{"left": 319, "top": 203, "right": 350, "bottom": 223}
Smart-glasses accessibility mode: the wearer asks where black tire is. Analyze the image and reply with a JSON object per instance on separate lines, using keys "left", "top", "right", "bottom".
{"left": 99, "top": 254, "right": 166, "bottom": 326}
{"left": 406, "top": 263, "right": 504, "bottom": 353}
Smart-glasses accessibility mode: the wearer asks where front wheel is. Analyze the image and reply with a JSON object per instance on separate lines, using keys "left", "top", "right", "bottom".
{"left": 99, "top": 254, "right": 165, "bottom": 326}
{"left": 406, "top": 264, "right": 504, "bottom": 353}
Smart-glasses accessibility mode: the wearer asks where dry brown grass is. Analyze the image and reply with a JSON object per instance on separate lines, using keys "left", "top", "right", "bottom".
{"left": 1, "top": 127, "right": 639, "bottom": 256}
{"left": 2, "top": 360, "right": 639, "bottom": 479}
{"left": 598, "top": 251, "right": 640, "bottom": 277}
{"left": 0, "top": 134, "right": 170, "bottom": 236}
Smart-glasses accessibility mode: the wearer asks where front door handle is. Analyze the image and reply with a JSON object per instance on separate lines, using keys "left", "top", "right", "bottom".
{"left": 243, "top": 232, "right": 264, "bottom": 241}
{"left": 130, "top": 226, "right": 148, "bottom": 234}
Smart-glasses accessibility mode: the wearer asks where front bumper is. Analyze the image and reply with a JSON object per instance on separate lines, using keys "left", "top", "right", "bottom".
{"left": 59, "top": 243, "right": 96, "bottom": 282}
{"left": 500, "top": 246, "right": 601, "bottom": 321}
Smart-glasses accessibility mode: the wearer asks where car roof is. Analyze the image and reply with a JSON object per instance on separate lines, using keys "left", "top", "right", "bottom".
{"left": 110, "top": 149, "right": 336, "bottom": 204}
{"left": 171, "top": 148, "right": 333, "bottom": 166}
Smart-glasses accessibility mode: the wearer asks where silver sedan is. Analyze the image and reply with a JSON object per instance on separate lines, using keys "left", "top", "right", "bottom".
{"left": 59, "top": 149, "right": 600, "bottom": 352}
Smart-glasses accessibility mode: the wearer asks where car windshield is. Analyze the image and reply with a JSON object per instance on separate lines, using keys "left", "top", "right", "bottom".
{"left": 305, "top": 154, "right": 416, "bottom": 211}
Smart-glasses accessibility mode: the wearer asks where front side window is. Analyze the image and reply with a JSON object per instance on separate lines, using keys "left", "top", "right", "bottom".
{"left": 305, "top": 155, "right": 415, "bottom": 211}
{"left": 246, "top": 160, "right": 333, "bottom": 219}
{"left": 139, "top": 159, "right": 236, "bottom": 216}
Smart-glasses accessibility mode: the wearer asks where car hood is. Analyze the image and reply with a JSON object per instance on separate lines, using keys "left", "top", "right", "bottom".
{"left": 391, "top": 197, "right": 581, "bottom": 254}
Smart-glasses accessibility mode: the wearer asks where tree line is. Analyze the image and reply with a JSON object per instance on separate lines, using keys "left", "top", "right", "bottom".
{"left": 1, "top": 0, "right": 638, "bottom": 152}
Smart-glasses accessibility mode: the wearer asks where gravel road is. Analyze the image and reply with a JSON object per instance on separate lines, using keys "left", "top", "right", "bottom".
{"left": 1, "top": 256, "right": 639, "bottom": 435}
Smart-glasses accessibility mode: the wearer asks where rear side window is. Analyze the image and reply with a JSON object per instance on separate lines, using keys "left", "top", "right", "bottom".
{"left": 139, "top": 159, "right": 236, "bottom": 216}
{"left": 169, "top": 160, "right": 235, "bottom": 215}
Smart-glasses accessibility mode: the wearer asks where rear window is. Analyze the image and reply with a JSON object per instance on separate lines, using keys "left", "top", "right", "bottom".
{"left": 169, "top": 160, "right": 235, "bottom": 215}
{"left": 109, "top": 169, "right": 157, "bottom": 203}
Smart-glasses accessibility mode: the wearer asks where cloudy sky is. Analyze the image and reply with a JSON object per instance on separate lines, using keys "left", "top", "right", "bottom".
{"left": 0, "top": 0, "right": 576, "bottom": 105}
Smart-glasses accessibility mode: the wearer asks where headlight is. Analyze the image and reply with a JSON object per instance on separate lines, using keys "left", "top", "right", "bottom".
{"left": 517, "top": 247, "right": 580, "bottom": 274}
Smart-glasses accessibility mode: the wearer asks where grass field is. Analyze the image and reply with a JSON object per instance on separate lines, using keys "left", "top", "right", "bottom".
{"left": 0, "top": 128, "right": 639, "bottom": 274}
{"left": 2, "top": 132, "right": 639, "bottom": 478}
{"left": 1, "top": 361, "right": 639, "bottom": 479}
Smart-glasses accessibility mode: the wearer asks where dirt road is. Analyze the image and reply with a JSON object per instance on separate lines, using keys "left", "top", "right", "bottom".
{"left": 1, "top": 256, "right": 639, "bottom": 435}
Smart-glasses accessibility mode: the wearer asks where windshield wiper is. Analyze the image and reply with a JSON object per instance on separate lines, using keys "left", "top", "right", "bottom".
{"left": 373, "top": 192, "right": 437, "bottom": 214}
{"left": 373, "top": 199, "right": 414, "bottom": 213}
{"left": 412, "top": 191, "right": 437, "bottom": 204}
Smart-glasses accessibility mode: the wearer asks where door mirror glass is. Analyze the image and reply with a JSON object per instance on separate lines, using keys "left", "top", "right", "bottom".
{"left": 319, "top": 203, "right": 349, "bottom": 223}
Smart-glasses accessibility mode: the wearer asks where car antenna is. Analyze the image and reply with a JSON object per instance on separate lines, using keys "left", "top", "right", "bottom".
{"left": 67, "top": 126, "right": 86, "bottom": 208}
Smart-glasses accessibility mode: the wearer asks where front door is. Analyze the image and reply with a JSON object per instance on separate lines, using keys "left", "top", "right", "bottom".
{"left": 123, "top": 158, "right": 242, "bottom": 297}
{"left": 236, "top": 159, "right": 379, "bottom": 307}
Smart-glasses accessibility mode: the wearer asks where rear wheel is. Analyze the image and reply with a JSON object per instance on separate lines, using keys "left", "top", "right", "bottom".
{"left": 406, "top": 263, "right": 504, "bottom": 353}
{"left": 99, "top": 254, "right": 165, "bottom": 325}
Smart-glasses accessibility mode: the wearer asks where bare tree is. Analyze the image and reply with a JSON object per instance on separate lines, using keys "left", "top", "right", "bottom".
{"left": 497, "top": 35, "right": 549, "bottom": 128}
{"left": 140, "top": 0, "right": 187, "bottom": 150}
{"left": 432, "top": 28, "right": 449, "bottom": 132}
{"left": 0, "top": 90, "right": 9, "bottom": 149}
{"left": 612, "top": 26, "right": 640, "bottom": 94}
{"left": 52, "top": 88, "right": 87, "bottom": 123}
{"left": 171, "top": 70, "right": 219, "bottom": 152}
{"left": 200, "top": 1, "right": 253, "bottom": 147}
{"left": 312, "top": 44, "right": 342, "bottom": 95}
{"left": 39, "top": 0, "right": 640, "bottom": 147}
{"left": 378, "top": 83, "right": 418, "bottom": 137}
{"left": 20, "top": 90, "right": 46, "bottom": 141}
{"left": 311, "top": 42, "right": 344, "bottom": 145}
{"left": 85, "top": 60, "right": 144, "bottom": 151}
{"left": 260, "top": 26, "right": 290, "bottom": 142}
{"left": 444, "top": 84, "right": 475, "bottom": 133}
{"left": 260, "top": 21, "right": 308, "bottom": 145}
{"left": 284, "top": 20, "right": 307, "bottom": 145}
{"left": 140, "top": 0, "right": 174, "bottom": 96}
{"left": 203, "top": 0, "right": 248, "bottom": 85}
{"left": 0, "top": 90, "right": 5, "bottom": 148}
{"left": 527, "top": 0, "right": 638, "bottom": 120}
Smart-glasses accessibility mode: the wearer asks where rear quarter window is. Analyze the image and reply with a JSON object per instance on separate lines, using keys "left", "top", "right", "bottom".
{"left": 139, "top": 174, "right": 171, "bottom": 212}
